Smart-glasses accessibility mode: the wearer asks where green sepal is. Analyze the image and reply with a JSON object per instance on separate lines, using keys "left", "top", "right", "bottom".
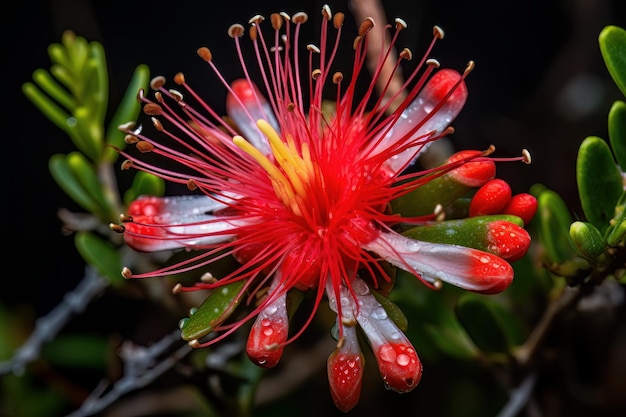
{"left": 74, "top": 231, "right": 124, "bottom": 287}
{"left": 371, "top": 289, "right": 408, "bottom": 332}
{"left": 66, "top": 151, "right": 114, "bottom": 219}
{"left": 180, "top": 280, "right": 246, "bottom": 342}
{"left": 402, "top": 214, "right": 523, "bottom": 252}
{"left": 390, "top": 173, "right": 473, "bottom": 217}
{"left": 608, "top": 101, "right": 626, "bottom": 169}
{"left": 576, "top": 136, "right": 622, "bottom": 233}
{"left": 606, "top": 191, "right": 626, "bottom": 246}
{"left": 49, "top": 153, "right": 100, "bottom": 214}
{"left": 569, "top": 221, "right": 607, "bottom": 260}
{"left": 104, "top": 64, "right": 150, "bottom": 163}
{"left": 599, "top": 25, "right": 626, "bottom": 97}
{"left": 455, "top": 293, "right": 523, "bottom": 355}
{"left": 123, "top": 171, "right": 166, "bottom": 207}
{"left": 535, "top": 187, "right": 577, "bottom": 264}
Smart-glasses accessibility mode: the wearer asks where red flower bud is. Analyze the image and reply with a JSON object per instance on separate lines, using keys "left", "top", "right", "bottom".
{"left": 469, "top": 179, "right": 512, "bottom": 217}
{"left": 502, "top": 193, "right": 538, "bottom": 225}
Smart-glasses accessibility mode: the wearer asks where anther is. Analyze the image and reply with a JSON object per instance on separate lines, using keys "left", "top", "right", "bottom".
{"left": 353, "top": 35, "right": 363, "bottom": 50}
{"left": 228, "top": 24, "right": 245, "bottom": 38}
{"left": 189, "top": 340, "right": 200, "bottom": 348}
{"left": 174, "top": 72, "right": 185, "bottom": 85}
{"left": 279, "top": 12, "right": 290, "bottom": 21}
{"left": 399, "top": 48, "right": 413, "bottom": 61}
{"left": 143, "top": 103, "right": 162, "bottom": 116}
{"left": 169, "top": 89, "right": 184, "bottom": 102}
{"left": 522, "top": 149, "right": 532, "bottom": 164}
{"left": 287, "top": 103, "right": 296, "bottom": 112}
{"left": 150, "top": 76, "right": 166, "bottom": 90}
{"left": 187, "top": 179, "right": 198, "bottom": 191}
{"left": 332, "top": 72, "right": 343, "bottom": 84}
{"left": 433, "top": 279, "right": 443, "bottom": 289}
{"left": 433, "top": 25, "right": 445, "bottom": 39}
{"left": 151, "top": 117, "right": 163, "bottom": 132}
{"left": 154, "top": 91, "right": 163, "bottom": 103}
{"left": 358, "top": 17, "right": 375, "bottom": 37}
{"left": 137, "top": 141, "right": 155, "bottom": 153}
{"left": 248, "top": 25, "right": 258, "bottom": 41}
{"left": 307, "top": 44, "right": 321, "bottom": 53}
{"left": 426, "top": 58, "right": 440, "bottom": 68}
{"left": 121, "top": 160, "right": 133, "bottom": 170}
{"left": 172, "top": 283, "right": 183, "bottom": 294}
{"left": 321, "top": 4, "right": 332, "bottom": 21}
{"left": 197, "top": 47, "right": 212, "bottom": 62}
{"left": 109, "top": 223, "right": 125, "bottom": 233}
{"left": 124, "top": 134, "right": 137, "bottom": 144}
{"left": 121, "top": 267, "right": 133, "bottom": 279}
{"left": 118, "top": 121, "right": 136, "bottom": 132}
{"left": 394, "top": 17, "right": 408, "bottom": 30}
{"left": 463, "top": 61, "right": 475, "bottom": 76}
{"left": 270, "top": 13, "right": 282, "bottom": 30}
{"left": 200, "top": 272, "right": 216, "bottom": 283}
{"left": 292, "top": 12, "right": 308, "bottom": 24}
{"left": 333, "top": 12, "right": 344, "bottom": 29}
{"left": 248, "top": 14, "right": 264, "bottom": 25}
{"left": 312, "top": 69, "right": 322, "bottom": 80}
{"left": 137, "top": 89, "right": 145, "bottom": 101}
{"left": 119, "top": 213, "right": 133, "bottom": 223}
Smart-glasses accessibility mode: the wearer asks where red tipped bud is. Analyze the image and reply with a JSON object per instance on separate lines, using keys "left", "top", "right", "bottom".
{"left": 469, "top": 179, "right": 512, "bottom": 217}
{"left": 327, "top": 350, "right": 365, "bottom": 412}
{"left": 375, "top": 342, "right": 422, "bottom": 393}
{"left": 502, "top": 193, "right": 537, "bottom": 225}
{"left": 246, "top": 292, "right": 288, "bottom": 368}
{"left": 486, "top": 220, "right": 531, "bottom": 262}
{"left": 448, "top": 150, "right": 497, "bottom": 188}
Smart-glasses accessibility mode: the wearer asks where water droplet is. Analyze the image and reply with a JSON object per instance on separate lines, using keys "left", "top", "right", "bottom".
{"left": 189, "top": 307, "right": 198, "bottom": 316}
{"left": 263, "top": 327, "right": 274, "bottom": 336}
{"left": 178, "top": 318, "right": 189, "bottom": 329}
{"left": 265, "top": 305, "right": 278, "bottom": 315}
{"left": 379, "top": 345, "right": 396, "bottom": 362}
{"left": 396, "top": 353, "right": 411, "bottom": 366}
{"left": 257, "top": 356, "right": 267, "bottom": 365}
{"left": 371, "top": 307, "right": 388, "bottom": 320}
{"left": 479, "top": 256, "right": 490, "bottom": 264}
{"left": 261, "top": 318, "right": 271, "bottom": 327}
{"left": 221, "top": 287, "right": 230, "bottom": 295}
{"left": 389, "top": 331, "right": 402, "bottom": 340}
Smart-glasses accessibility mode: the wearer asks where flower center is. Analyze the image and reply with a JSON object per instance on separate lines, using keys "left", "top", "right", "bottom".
{"left": 234, "top": 119, "right": 314, "bottom": 218}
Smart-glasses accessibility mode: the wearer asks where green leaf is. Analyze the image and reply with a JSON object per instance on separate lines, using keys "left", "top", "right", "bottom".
{"left": 74, "top": 231, "right": 124, "bottom": 286}
{"left": 73, "top": 106, "right": 104, "bottom": 162}
{"left": 104, "top": 64, "right": 150, "bottom": 163}
{"left": 576, "top": 136, "right": 622, "bottom": 233}
{"left": 21, "top": 81, "right": 72, "bottom": 133}
{"left": 49, "top": 153, "right": 100, "bottom": 213}
{"left": 66, "top": 151, "right": 114, "bottom": 219}
{"left": 123, "top": 171, "right": 166, "bottom": 206}
{"left": 180, "top": 280, "right": 246, "bottom": 342}
{"left": 535, "top": 188, "right": 577, "bottom": 264}
{"left": 599, "top": 25, "right": 626, "bottom": 97}
{"left": 455, "top": 294, "right": 520, "bottom": 355}
{"left": 608, "top": 100, "right": 626, "bottom": 169}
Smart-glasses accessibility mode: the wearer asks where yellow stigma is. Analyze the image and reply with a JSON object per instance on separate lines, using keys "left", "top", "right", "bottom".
{"left": 233, "top": 120, "right": 315, "bottom": 216}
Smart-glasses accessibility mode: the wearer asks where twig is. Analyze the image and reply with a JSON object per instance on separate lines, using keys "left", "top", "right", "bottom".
{"left": 65, "top": 329, "right": 192, "bottom": 417}
{"left": 495, "top": 374, "right": 537, "bottom": 417}
{"left": 0, "top": 266, "right": 108, "bottom": 376}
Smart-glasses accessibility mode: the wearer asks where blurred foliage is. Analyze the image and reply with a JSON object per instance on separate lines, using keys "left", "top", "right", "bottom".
{"left": 2, "top": 17, "right": 626, "bottom": 417}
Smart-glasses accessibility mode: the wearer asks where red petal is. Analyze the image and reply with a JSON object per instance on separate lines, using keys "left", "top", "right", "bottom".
{"left": 487, "top": 220, "right": 531, "bottom": 262}
{"left": 375, "top": 342, "right": 422, "bottom": 393}
{"left": 327, "top": 350, "right": 364, "bottom": 412}
{"left": 502, "top": 193, "right": 538, "bottom": 225}
{"left": 469, "top": 179, "right": 512, "bottom": 217}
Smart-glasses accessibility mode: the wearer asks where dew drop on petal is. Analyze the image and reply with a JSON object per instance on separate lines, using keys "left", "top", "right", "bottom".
{"left": 379, "top": 345, "right": 397, "bottom": 363}
{"left": 396, "top": 353, "right": 411, "bottom": 366}
{"left": 371, "top": 307, "right": 388, "bottom": 320}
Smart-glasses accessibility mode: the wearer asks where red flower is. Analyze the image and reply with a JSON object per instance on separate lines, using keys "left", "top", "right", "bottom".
{"left": 114, "top": 4, "right": 531, "bottom": 411}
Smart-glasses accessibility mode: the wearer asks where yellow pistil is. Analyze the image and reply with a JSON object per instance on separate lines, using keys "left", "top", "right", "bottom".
{"left": 234, "top": 120, "right": 316, "bottom": 217}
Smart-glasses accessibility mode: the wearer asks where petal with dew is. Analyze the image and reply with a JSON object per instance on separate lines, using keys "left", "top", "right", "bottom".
{"left": 362, "top": 230, "right": 513, "bottom": 294}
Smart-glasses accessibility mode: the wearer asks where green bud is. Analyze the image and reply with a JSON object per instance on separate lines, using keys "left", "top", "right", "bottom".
{"left": 569, "top": 221, "right": 607, "bottom": 259}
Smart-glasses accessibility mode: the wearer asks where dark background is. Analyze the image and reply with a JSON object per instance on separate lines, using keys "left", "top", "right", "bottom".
{"left": 2, "top": 0, "right": 626, "bottom": 415}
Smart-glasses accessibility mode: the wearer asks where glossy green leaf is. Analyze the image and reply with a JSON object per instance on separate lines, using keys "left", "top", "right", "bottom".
{"left": 608, "top": 100, "right": 626, "bottom": 169}
{"left": 66, "top": 151, "right": 113, "bottom": 219}
{"left": 576, "top": 136, "right": 622, "bottom": 233}
{"left": 21, "top": 81, "right": 72, "bottom": 133}
{"left": 569, "top": 221, "right": 607, "bottom": 260}
{"left": 73, "top": 106, "right": 104, "bottom": 162}
{"left": 455, "top": 294, "right": 517, "bottom": 355}
{"left": 180, "top": 280, "right": 246, "bottom": 341}
{"left": 403, "top": 214, "right": 523, "bottom": 251}
{"left": 104, "top": 64, "right": 150, "bottom": 163}
{"left": 599, "top": 25, "right": 626, "bottom": 97}
{"left": 123, "top": 172, "right": 165, "bottom": 206}
{"left": 49, "top": 153, "right": 99, "bottom": 213}
{"left": 535, "top": 188, "right": 577, "bottom": 264}
{"left": 74, "top": 231, "right": 123, "bottom": 286}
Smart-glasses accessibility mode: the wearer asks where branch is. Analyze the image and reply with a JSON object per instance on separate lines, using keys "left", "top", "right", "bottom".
{"left": 0, "top": 266, "right": 108, "bottom": 376}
